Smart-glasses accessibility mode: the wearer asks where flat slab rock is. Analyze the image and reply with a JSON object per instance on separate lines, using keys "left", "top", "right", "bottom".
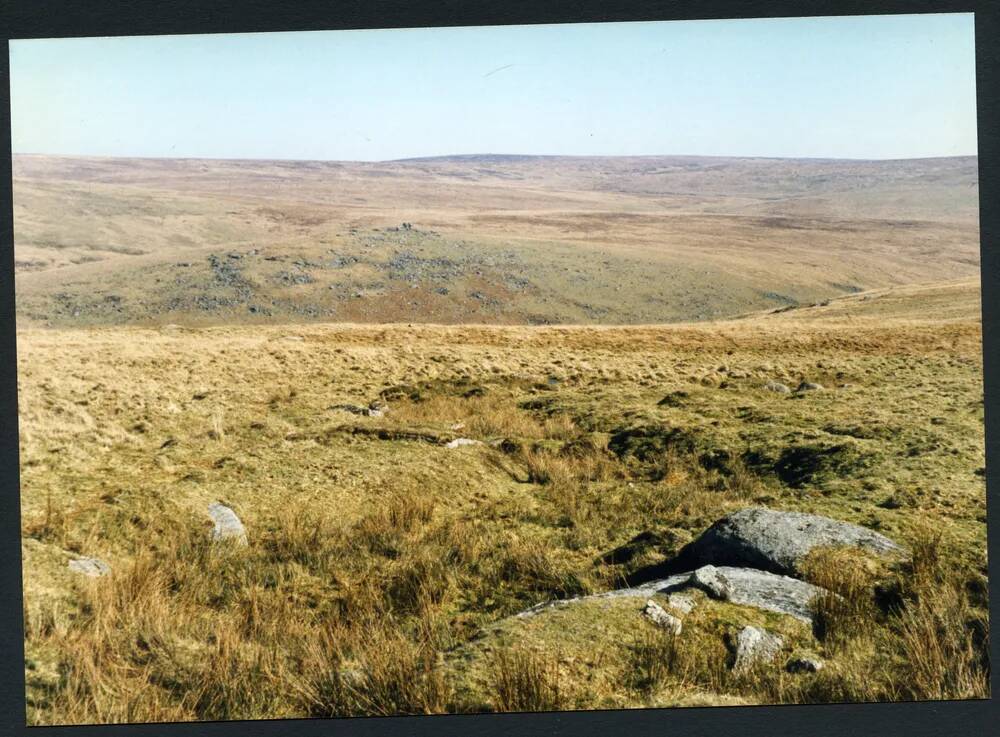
{"left": 208, "top": 503, "right": 248, "bottom": 545}
{"left": 670, "top": 507, "right": 904, "bottom": 576}
{"left": 517, "top": 564, "right": 828, "bottom": 624}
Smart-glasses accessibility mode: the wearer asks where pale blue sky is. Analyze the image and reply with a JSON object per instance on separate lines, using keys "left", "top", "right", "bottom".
{"left": 9, "top": 13, "right": 978, "bottom": 161}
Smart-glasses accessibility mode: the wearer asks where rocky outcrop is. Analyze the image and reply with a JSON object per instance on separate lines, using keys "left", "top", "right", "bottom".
{"left": 518, "top": 564, "right": 827, "bottom": 624}
{"left": 654, "top": 565, "right": 826, "bottom": 623}
{"left": 648, "top": 507, "right": 903, "bottom": 578}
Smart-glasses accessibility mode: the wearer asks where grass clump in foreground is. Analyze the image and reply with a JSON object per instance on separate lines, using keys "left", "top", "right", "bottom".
{"left": 489, "top": 647, "right": 565, "bottom": 712}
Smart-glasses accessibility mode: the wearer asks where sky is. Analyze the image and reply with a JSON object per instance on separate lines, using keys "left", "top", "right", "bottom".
{"left": 8, "top": 13, "right": 978, "bottom": 161}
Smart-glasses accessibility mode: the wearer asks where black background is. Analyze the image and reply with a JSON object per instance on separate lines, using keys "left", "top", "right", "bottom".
{"left": 1, "top": 2, "right": 996, "bottom": 735}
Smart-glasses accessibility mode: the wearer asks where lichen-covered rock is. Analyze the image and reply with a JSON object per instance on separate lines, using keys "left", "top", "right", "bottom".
{"left": 690, "top": 564, "right": 732, "bottom": 600}
{"left": 208, "top": 503, "right": 247, "bottom": 545}
{"left": 732, "top": 626, "right": 783, "bottom": 672}
{"left": 643, "top": 599, "right": 682, "bottom": 634}
{"left": 668, "top": 507, "right": 904, "bottom": 576}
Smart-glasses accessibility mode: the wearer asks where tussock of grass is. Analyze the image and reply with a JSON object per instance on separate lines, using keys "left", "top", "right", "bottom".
{"left": 489, "top": 647, "right": 565, "bottom": 712}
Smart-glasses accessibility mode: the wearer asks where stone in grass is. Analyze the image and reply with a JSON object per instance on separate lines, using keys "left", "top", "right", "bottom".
{"left": 446, "top": 437, "right": 481, "bottom": 449}
{"left": 796, "top": 381, "right": 825, "bottom": 392}
{"left": 764, "top": 380, "right": 791, "bottom": 393}
{"left": 643, "top": 599, "right": 682, "bottom": 635}
{"left": 786, "top": 656, "right": 825, "bottom": 674}
{"left": 208, "top": 503, "right": 247, "bottom": 545}
{"left": 732, "top": 626, "right": 784, "bottom": 672}
{"left": 667, "top": 593, "right": 696, "bottom": 614}
{"left": 68, "top": 557, "right": 111, "bottom": 577}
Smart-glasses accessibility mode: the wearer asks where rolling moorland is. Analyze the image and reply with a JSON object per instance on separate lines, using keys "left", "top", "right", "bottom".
{"left": 14, "top": 154, "right": 979, "bottom": 326}
{"left": 14, "top": 154, "right": 987, "bottom": 723}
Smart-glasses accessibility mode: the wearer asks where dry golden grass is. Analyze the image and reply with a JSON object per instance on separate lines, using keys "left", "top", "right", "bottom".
{"left": 17, "top": 280, "right": 987, "bottom": 723}
{"left": 489, "top": 647, "right": 565, "bottom": 712}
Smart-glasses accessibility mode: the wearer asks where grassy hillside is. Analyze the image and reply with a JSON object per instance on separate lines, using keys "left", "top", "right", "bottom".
{"left": 13, "top": 154, "right": 979, "bottom": 327}
{"left": 18, "top": 279, "right": 987, "bottom": 723}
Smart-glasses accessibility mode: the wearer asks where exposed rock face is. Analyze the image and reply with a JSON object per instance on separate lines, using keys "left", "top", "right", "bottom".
{"left": 665, "top": 507, "right": 903, "bottom": 576}
{"left": 656, "top": 566, "right": 826, "bottom": 623}
{"left": 643, "top": 599, "right": 682, "bottom": 634}
{"left": 764, "top": 380, "right": 791, "bottom": 393}
{"left": 732, "top": 626, "right": 783, "bottom": 672}
{"left": 68, "top": 557, "right": 111, "bottom": 577}
{"left": 208, "top": 503, "right": 248, "bottom": 545}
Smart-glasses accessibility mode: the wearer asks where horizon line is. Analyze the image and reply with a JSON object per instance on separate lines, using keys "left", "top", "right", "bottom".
{"left": 10, "top": 150, "right": 980, "bottom": 165}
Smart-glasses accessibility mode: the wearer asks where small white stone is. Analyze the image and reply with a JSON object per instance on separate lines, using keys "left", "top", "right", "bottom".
{"left": 445, "top": 437, "right": 481, "bottom": 449}
{"left": 68, "top": 557, "right": 111, "bottom": 577}
{"left": 208, "top": 503, "right": 248, "bottom": 545}
{"left": 643, "top": 599, "right": 682, "bottom": 635}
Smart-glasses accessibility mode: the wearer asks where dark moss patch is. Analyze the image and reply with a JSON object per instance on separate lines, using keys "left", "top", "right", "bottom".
{"left": 519, "top": 396, "right": 560, "bottom": 414}
{"left": 379, "top": 384, "right": 423, "bottom": 402}
{"left": 558, "top": 435, "right": 605, "bottom": 459}
{"left": 698, "top": 448, "right": 735, "bottom": 476}
{"left": 607, "top": 425, "right": 700, "bottom": 464}
{"left": 823, "top": 423, "right": 898, "bottom": 440}
{"left": 656, "top": 390, "right": 690, "bottom": 408}
{"left": 743, "top": 442, "right": 873, "bottom": 488}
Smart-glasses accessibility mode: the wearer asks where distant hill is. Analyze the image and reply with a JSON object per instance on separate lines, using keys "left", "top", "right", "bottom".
{"left": 13, "top": 153, "right": 979, "bottom": 327}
